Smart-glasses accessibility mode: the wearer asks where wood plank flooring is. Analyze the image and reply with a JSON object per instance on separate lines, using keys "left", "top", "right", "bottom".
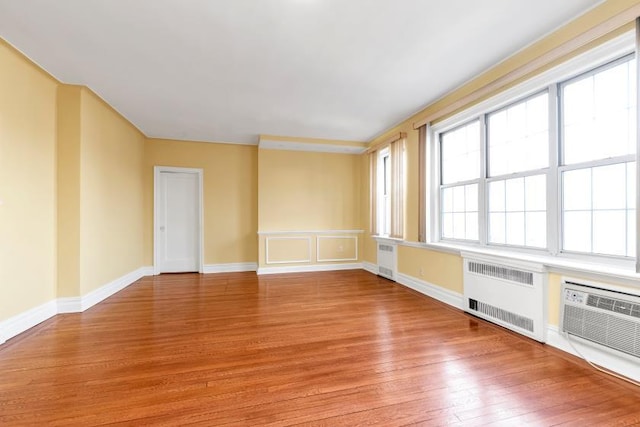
{"left": 1, "top": 270, "right": 639, "bottom": 426}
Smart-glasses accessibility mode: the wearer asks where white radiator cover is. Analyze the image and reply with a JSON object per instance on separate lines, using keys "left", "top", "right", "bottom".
{"left": 561, "top": 280, "right": 640, "bottom": 361}
{"left": 462, "top": 252, "right": 547, "bottom": 342}
{"left": 376, "top": 238, "right": 397, "bottom": 280}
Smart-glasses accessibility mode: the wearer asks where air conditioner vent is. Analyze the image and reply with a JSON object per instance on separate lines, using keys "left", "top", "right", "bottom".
{"left": 586, "top": 294, "right": 640, "bottom": 320}
{"left": 378, "top": 244, "right": 394, "bottom": 252}
{"left": 468, "top": 261, "right": 533, "bottom": 286}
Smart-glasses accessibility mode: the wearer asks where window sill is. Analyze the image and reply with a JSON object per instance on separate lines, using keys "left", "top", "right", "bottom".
{"left": 400, "top": 240, "right": 640, "bottom": 288}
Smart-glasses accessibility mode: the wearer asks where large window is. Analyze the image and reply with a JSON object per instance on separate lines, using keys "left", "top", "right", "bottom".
{"left": 560, "top": 56, "right": 636, "bottom": 258}
{"left": 432, "top": 51, "right": 637, "bottom": 262}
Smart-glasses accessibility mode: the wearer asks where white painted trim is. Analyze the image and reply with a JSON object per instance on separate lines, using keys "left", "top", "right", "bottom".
{"left": 153, "top": 166, "right": 204, "bottom": 275}
{"left": 259, "top": 139, "right": 366, "bottom": 154}
{"left": 258, "top": 229, "right": 364, "bottom": 236}
{"left": 362, "top": 262, "right": 378, "bottom": 275}
{"left": 265, "top": 236, "right": 312, "bottom": 265}
{"left": 546, "top": 326, "right": 640, "bottom": 383}
{"left": 203, "top": 262, "right": 257, "bottom": 273}
{"left": 78, "top": 267, "right": 150, "bottom": 312}
{"left": 316, "top": 235, "right": 358, "bottom": 262}
{"left": 396, "top": 272, "right": 465, "bottom": 310}
{"left": 1, "top": 266, "right": 154, "bottom": 345}
{"left": 0, "top": 300, "right": 58, "bottom": 345}
{"left": 258, "top": 263, "right": 363, "bottom": 275}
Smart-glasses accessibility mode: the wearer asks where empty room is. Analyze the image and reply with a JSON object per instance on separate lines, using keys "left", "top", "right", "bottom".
{"left": 2, "top": 0, "right": 640, "bottom": 425}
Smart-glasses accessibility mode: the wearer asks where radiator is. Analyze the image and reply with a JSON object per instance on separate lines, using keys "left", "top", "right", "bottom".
{"left": 377, "top": 240, "right": 396, "bottom": 280}
{"left": 462, "top": 253, "right": 547, "bottom": 342}
{"left": 561, "top": 280, "right": 640, "bottom": 360}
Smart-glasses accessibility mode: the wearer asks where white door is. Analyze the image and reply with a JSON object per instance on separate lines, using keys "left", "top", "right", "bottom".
{"left": 155, "top": 168, "right": 202, "bottom": 273}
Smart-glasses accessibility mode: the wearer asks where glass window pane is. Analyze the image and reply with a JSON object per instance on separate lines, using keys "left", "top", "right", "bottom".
{"left": 563, "top": 211, "right": 592, "bottom": 253}
{"left": 592, "top": 163, "right": 626, "bottom": 210}
{"left": 465, "top": 184, "right": 478, "bottom": 213}
{"left": 628, "top": 210, "right": 636, "bottom": 258}
{"left": 442, "top": 213, "right": 453, "bottom": 238}
{"left": 506, "top": 212, "right": 525, "bottom": 246}
{"left": 441, "top": 120, "right": 480, "bottom": 184}
{"left": 466, "top": 213, "right": 479, "bottom": 241}
{"left": 489, "top": 180, "right": 505, "bottom": 212}
{"left": 627, "top": 162, "right": 636, "bottom": 209}
{"left": 505, "top": 178, "right": 525, "bottom": 212}
{"left": 525, "top": 175, "right": 546, "bottom": 212}
{"left": 453, "top": 186, "right": 465, "bottom": 212}
{"left": 525, "top": 212, "right": 547, "bottom": 248}
{"left": 453, "top": 213, "right": 466, "bottom": 240}
{"left": 563, "top": 169, "right": 591, "bottom": 211}
{"left": 489, "top": 212, "right": 506, "bottom": 244}
{"left": 441, "top": 188, "right": 453, "bottom": 213}
{"left": 563, "top": 57, "right": 636, "bottom": 165}
{"left": 488, "top": 92, "right": 549, "bottom": 176}
{"left": 593, "top": 210, "right": 626, "bottom": 256}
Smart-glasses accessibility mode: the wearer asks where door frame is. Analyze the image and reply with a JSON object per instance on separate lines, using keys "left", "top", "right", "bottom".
{"left": 153, "top": 166, "right": 204, "bottom": 275}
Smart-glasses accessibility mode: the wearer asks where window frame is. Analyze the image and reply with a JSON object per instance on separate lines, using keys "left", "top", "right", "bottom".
{"left": 427, "top": 31, "right": 638, "bottom": 268}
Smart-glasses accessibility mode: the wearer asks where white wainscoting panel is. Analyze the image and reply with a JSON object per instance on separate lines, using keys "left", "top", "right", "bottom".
{"left": 316, "top": 235, "right": 358, "bottom": 262}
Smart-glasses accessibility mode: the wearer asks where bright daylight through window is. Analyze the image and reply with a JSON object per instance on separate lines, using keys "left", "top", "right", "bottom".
{"left": 433, "top": 46, "right": 638, "bottom": 262}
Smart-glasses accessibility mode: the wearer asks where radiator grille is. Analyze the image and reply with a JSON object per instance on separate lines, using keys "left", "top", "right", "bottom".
{"left": 468, "top": 261, "right": 533, "bottom": 286}
{"left": 379, "top": 266, "right": 393, "bottom": 278}
{"left": 471, "top": 299, "right": 534, "bottom": 332}
{"left": 563, "top": 305, "right": 640, "bottom": 358}
{"left": 378, "top": 244, "right": 394, "bottom": 252}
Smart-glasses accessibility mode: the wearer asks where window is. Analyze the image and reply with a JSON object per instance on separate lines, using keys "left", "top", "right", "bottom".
{"left": 378, "top": 148, "right": 391, "bottom": 236}
{"left": 431, "top": 48, "right": 637, "bottom": 263}
{"left": 560, "top": 55, "right": 637, "bottom": 257}
{"left": 487, "top": 92, "right": 549, "bottom": 249}
{"left": 371, "top": 134, "right": 405, "bottom": 238}
{"left": 440, "top": 120, "right": 480, "bottom": 241}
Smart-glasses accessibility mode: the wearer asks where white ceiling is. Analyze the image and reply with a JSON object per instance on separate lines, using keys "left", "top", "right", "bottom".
{"left": 0, "top": 0, "right": 602, "bottom": 145}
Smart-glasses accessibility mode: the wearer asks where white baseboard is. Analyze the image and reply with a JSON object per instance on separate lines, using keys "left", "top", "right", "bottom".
{"left": 362, "top": 261, "right": 378, "bottom": 275}
{"left": 258, "top": 262, "right": 363, "bottom": 275}
{"left": 546, "top": 326, "right": 640, "bottom": 383}
{"left": 78, "top": 266, "right": 151, "bottom": 312}
{"left": 0, "top": 300, "right": 58, "bottom": 345}
{"left": 203, "top": 262, "right": 257, "bottom": 274}
{"left": 396, "top": 272, "right": 464, "bottom": 310}
{"left": 1, "top": 266, "right": 154, "bottom": 345}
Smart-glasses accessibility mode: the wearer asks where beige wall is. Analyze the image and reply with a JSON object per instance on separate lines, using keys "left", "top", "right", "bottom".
{"left": 56, "top": 85, "right": 82, "bottom": 297}
{"left": 0, "top": 40, "right": 58, "bottom": 321}
{"left": 79, "top": 89, "right": 145, "bottom": 295}
{"left": 258, "top": 149, "right": 360, "bottom": 231}
{"left": 258, "top": 149, "right": 361, "bottom": 268}
{"left": 144, "top": 139, "right": 258, "bottom": 265}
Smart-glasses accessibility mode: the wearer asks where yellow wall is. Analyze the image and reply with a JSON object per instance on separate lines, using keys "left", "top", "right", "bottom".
{"left": 0, "top": 40, "right": 58, "bottom": 321}
{"left": 257, "top": 149, "right": 361, "bottom": 268}
{"left": 144, "top": 139, "right": 258, "bottom": 265}
{"left": 258, "top": 149, "right": 361, "bottom": 231}
{"left": 79, "top": 89, "right": 145, "bottom": 295}
{"left": 56, "top": 85, "right": 82, "bottom": 297}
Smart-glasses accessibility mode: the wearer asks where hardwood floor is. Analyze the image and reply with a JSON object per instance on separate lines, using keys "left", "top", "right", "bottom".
{"left": 1, "top": 270, "right": 639, "bottom": 426}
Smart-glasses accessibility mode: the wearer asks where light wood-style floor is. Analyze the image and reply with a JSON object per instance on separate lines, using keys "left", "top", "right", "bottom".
{"left": 1, "top": 270, "right": 639, "bottom": 426}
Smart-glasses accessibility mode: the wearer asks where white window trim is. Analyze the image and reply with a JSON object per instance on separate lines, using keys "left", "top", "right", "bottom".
{"left": 428, "top": 30, "right": 637, "bottom": 269}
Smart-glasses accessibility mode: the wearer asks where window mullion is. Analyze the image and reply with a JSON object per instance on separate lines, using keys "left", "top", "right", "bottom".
{"left": 635, "top": 17, "right": 640, "bottom": 272}
{"left": 479, "top": 115, "right": 488, "bottom": 245}
{"left": 548, "top": 83, "right": 560, "bottom": 256}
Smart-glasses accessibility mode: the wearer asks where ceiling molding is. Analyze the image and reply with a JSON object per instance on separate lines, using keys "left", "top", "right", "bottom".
{"left": 258, "top": 136, "right": 367, "bottom": 155}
